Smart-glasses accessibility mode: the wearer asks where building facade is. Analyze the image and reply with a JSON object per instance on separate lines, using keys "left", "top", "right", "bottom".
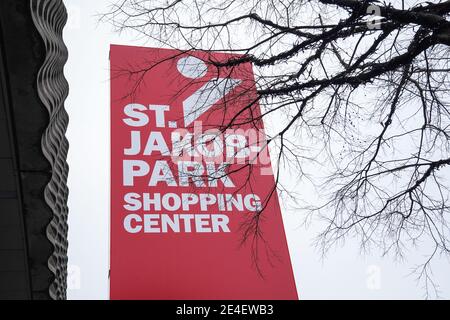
{"left": 0, "top": 0, "right": 69, "bottom": 300}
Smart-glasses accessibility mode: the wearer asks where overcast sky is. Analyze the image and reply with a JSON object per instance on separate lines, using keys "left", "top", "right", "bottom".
{"left": 63, "top": 0, "right": 450, "bottom": 300}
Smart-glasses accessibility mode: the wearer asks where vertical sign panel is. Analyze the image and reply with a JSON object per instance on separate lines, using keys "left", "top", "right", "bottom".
{"left": 110, "top": 45, "right": 298, "bottom": 300}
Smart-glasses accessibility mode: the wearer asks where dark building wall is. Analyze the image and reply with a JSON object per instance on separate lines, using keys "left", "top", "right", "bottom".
{"left": 0, "top": 28, "right": 32, "bottom": 299}
{"left": 0, "top": 0, "right": 69, "bottom": 300}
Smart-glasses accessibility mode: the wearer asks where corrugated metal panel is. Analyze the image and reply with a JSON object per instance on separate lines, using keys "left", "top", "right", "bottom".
{"left": 0, "top": 0, "right": 69, "bottom": 300}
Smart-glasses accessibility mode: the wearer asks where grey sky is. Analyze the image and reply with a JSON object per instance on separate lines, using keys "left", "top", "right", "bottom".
{"left": 63, "top": 0, "right": 450, "bottom": 300}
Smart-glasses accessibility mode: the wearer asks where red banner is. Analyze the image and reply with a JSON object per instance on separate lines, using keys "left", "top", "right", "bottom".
{"left": 110, "top": 45, "right": 298, "bottom": 300}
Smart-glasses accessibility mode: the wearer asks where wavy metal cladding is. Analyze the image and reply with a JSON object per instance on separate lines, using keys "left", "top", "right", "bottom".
{"left": 30, "top": 0, "right": 69, "bottom": 300}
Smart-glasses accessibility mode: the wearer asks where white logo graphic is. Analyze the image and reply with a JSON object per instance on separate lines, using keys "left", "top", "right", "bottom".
{"left": 67, "top": 265, "right": 81, "bottom": 290}
{"left": 177, "top": 56, "right": 241, "bottom": 127}
{"left": 366, "top": 265, "right": 382, "bottom": 290}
